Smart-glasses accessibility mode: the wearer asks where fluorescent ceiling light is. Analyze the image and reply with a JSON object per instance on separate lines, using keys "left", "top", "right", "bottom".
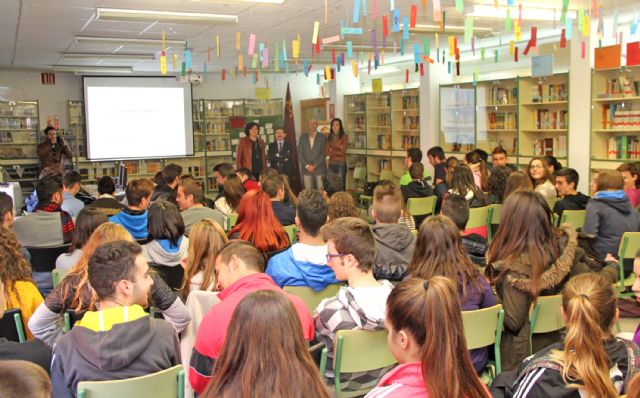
{"left": 191, "top": 0, "right": 284, "bottom": 4}
{"left": 411, "top": 24, "right": 494, "bottom": 38}
{"left": 62, "top": 53, "right": 156, "bottom": 61}
{"left": 96, "top": 8, "right": 238, "bottom": 24}
{"left": 52, "top": 66, "right": 133, "bottom": 74}
{"left": 467, "top": 5, "right": 577, "bottom": 21}
{"left": 76, "top": 36, "right": 186, "bottom": 47}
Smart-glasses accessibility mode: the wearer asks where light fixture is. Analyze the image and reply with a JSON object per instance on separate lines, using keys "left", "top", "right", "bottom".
{"left": 467, "top": 5, "right": 577, "bottom": 22}
{"left": 411, "top": 24, "right": 494, "bottom": 38}
{"left": 96, "top": 8, "right": 238, "bottom": 24}
{"left": 62, "top": 53, "right": 157, "bottom": 61}
{"left": 191, "top": 0, "right": 285, "bottom": 4}
{"left": 75, "top": 36, "right": 187, "bottom": 47}
{"left": 52, "top": 66, "right": 133, "bottom": 74}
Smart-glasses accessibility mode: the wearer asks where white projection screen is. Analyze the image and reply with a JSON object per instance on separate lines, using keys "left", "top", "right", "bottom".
{"left": 83, "top": 77, "right": 194, "bottom": 160}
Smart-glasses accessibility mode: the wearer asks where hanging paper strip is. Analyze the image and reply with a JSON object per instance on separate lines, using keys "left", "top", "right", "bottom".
{"left": 583, "top": 15, "right": 590, "bottom": 37}
{"left": 181, "top": 61, "right": 186, "bottom": 76}
{"left": 581, "top": 41, "right": 586, "bottom": 58}
{"left": 481, "top": 47, "right": 485, "bottom": 60}
{"left": 238, "top": 54, "right": 244, "bottom": 70}
{"left": 530, "top": 26, "right": 537, "bottom": 47}
{"left": 371, "top": 30, "right": 378, "bottom": 58}
{"left": 592, "top": 0, "right": 597, "bottom": 17}
{"left": 322, "top": 35, "right": 341, "bottom": 45}
{"left": 160, "top": 51, "right": 167, "bottom": 75}
{"left": 578, "top": 9, "right": 585, "bottom": 32}
{"left": 325, "top": 65, "right": 331, "bottom": 80}
{"left": 373, "top": 0, "right": 377, "bottom": 20}
{"left": 173, "top": 54, "right": 178, "bottom": 69}
{"left": 514, "top": 20, "right": 521, "bottom": 40}
{"left": 435, "top": 33, "right": 438, "bottom": 52}
{"left": 390, "top": 0, "right": 395, "bottom": 11}
{"left": 292, "top": 38, "right": 300, "bottom": 59}
{"left": 332, "top": 48, "right": 336, "bottom": 63}
{"left": 509, "top": 40, "right": 514, "bottom": 55}
{"left": 353, "top": 0, "right": 361, "bottom": 23}
{"left": 433, "top": 0, "right": 441, "bottom": 21}
{"left": 410, "top": 4, "right": 417, "bottom": 28}
{"left": 236, "top": 32, "right": 241, "bottom": 50}
{"left": 413, "top": 44, "right": 420, "bottom": 64}
{"left": 424, "top": 38, "right": 430, "bottom": 56}
{"left": 494, "top": 49, "right": 498, "bottom": 63}
{"left": 518, "top": 3, "right": 522, "bottom": 26}
{"left": 400, "top": 38, "right": 405, "bottom": 55}
{"left": 403, "top": 17, "right": 409, "bottom": 40}
{"left": 304, "top": 59, "right": 309, "bottom": 76}
{"left": 347, "top": 41, "right": 353, "bottom": 57}
{"left": 208, "top": 48, "right": 212, "bottom": 63}
{"left": 185, "top": 49, "right": 192, "bottom": 69}
{"left": 523, "top": 40, "right": 531, "bottom": 56}
{"left": 565, "top": 17, "right": 572, "bottom": 39}
{"left": 405, "top": 69, "right": 409, "bottom": 83}
{"left": 337, "top": 56, "right": 341, "bottom": 72}
{"left": 251, "top": 54, "right": 258, "bottom": 68}
{"left": 248, "top": 34, "right": 256, "bottom": 55}
{"left": 312, "top": 21, "right": 320, "bottom": 44}
{"left": 448, "top": 36, "right": 455, "bottom": 56}
{"left": 464, "top": 16, "right": 473, "bottom": 44}
{"left": 560, "top": 29, "right": 567, "bottom": 48}
{"left": 441, "top": 10, "right": 446, "bottom": 31}
{"left": 560, "top": 0, "right": 569, "bottom": 23}
{"left": 203, "top": 63, "right": 207, "bottom": 78}
{"left": 382, "top": 14, "right": 389, "bottom": 36}
{"left": 381, "top": 50, "right": 385, "bottom": 64}
{"left": 455, "top": 0, "right": 463, "bottom": 12}
{"left": 420, "top": 62, "right": 424, "bottom": 76}
{"left": 262, "top": 47, "right": 269, "bottom": 68}
{"left": 472, "top": 36, "right": 475, "bottom": 55}
{"left": 392, "top": 9, "right": 400, "bottom": 32}
{"left": 216, "top": 36, "right": 220, "bottom": 58}
{"left": 631, "top": 16, "right": 638, "bottom": 35}
{"left": 352, "top": 60, "right": 358, "bottom": 77}
{"left": 514, "top": 46, "right": 518, "bottom": 62}
{"left": 505, "top": 9, "right": 512, "bottom": 32}
{"left": 422, "top": 55, "right": 434, "bottom": 63}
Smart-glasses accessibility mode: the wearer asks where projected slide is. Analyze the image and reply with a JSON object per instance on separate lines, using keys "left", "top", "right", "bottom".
{"left": 84, "top": 77, "right": 193, "bottom": 160}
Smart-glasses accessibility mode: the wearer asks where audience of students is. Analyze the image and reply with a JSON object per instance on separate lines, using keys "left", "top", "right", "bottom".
{"left": 176, "top": 177, "right": 224, "bottom": 234}
{"left": 528, "top": 157, "right": 557, "bottom": 201}
{"left": 212, "top": 162, "right": 235, "bottom": 201}
{"left": 618, "top": 161, "right": 640, "bottom": 209}
{"left": 465, "top": 150, "right": 489, "bottom": 192}
{"left": 441, "top": 195, "right": 488, "bottom": 266}
{"left": 553, "top": 167, "right": 590, "bottom": 218}
{"left": 266, "top": 189, "right": 338, "bottom": 290}
{"left": 109, "top": 178, "right": 154, "bottom": 240}
{"left": 491, "top": 146, "right": 517, "bottom": 171}
{"left": 189, "top": 241, "right": 313, "bottom": 394}
{"left": 0, "top": 360, "right": 52, "bottom": 398}
{"left": 55, "top": 207, "right": 108, "bottom": 270}
{"left": 151, "top": 163, "right": 182, "bottom": 203}
{"left": 400, "top": 162, "right": 434, "bottom": 204}
{"left": 214, "top": 173, "right": 245, "bottom": 216}
{"left": 503, "top": 170, "right": 534, "bottom": 200}
{"left": 322, "top": 174, "right": 343, "bottom": 199}
{"left": 51, "top": 241, "right": 181, "bottom": 398}
{"left": 447, "top": 165, "right": 488, "bottom": 208}
{"left": 583, "top": 170, "right": 639, "bottom": 261}
{"left": 327, "top": 191, "right": 359, "bottom": 220}
{"left": 86, "top": 175, "right": 126, "bottom": 216}
{"left": 400, "top": 148, "right": 428, "bottom": 186}
{"left": 315, "top": 217, "right": 395, "bottom": 392}
{"left": 236, "top": 167, "right": 260, "bottom": 191}
{"left": 181, "top": 218, "right": 228, "bottom": 298}
{"left": 261, "top": 174, "right": 296, "bottom": 226}
{"left": 367, "top": 277, "right": 491, "bottom": 398}
{"left": 487, "top": 165, "right": 513, "bottom": 204}
{"left": 61, "top": 170, "right": 85, "bottom": 218}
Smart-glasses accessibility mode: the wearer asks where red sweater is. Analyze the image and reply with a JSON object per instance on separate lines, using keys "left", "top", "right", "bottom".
{"left": 188, "top": 273, "right": 314, "bottom": 394}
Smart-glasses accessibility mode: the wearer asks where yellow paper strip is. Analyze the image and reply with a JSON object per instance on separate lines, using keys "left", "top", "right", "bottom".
{"left": 312, "top": 21, "right": 320, "bottom": 44}
{"left": 448, "top": 35, "right": 455, "bottom": 56}
{"left": 435, "top": 33, "right": 439, "bottom": 50}
{"left": 352, "top": 60, "right": 358, "bottom": 77}
{"left": 216, "top": 36, "right": 220, "bottom": 57}
{"left": 381, "top": 50, "right": 385, "bottom": 65}
{"left": 509, "top": 40, "right": 514, "bottom": 55}
{"left": 292, "top": 39, "right": 300, "bottom": 59}
{"left": 173, "top": 54, "right": 178, "bottom": 69}
{"left": 583, "top": 15, "right": 590, "bottom": 37}
{"left": 236, "top": 32, "right": 241, "bottom": 50}
{"left": 514, "top": 20, "right": 521, "bottom": 40}
{"left": 325, "top": 65, "right": 331, "bottom": 79}
{"left": 238, "top": 54, "right": 244, "bottom": 70}
{"left": 160, "top": 54, "right": 167, "bottom": 75}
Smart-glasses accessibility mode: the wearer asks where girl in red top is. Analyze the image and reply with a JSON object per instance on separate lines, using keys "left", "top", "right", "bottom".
{"left": 326, "top": 118, "right": 348, "bottom": 191}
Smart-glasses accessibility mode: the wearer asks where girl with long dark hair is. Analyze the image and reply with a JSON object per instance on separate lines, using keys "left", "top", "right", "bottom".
{"left": 326, "top": 118, "right": 348, "bottom": 190}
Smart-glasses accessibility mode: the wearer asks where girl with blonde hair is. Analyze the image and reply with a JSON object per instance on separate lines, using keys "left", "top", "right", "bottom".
{"left": 181, "top": 218, "right": 228, "bottom": 298}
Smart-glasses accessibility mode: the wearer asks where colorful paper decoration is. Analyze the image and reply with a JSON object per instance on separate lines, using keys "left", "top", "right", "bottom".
{"left": 594, "top": 44, "right": 621, "bottom": 69}
{"left": 160, "top": 51, "right": 167, "bottom": 75}
{"left": 173, "top": 54, "right": 178, "bottom": 69}
{"left": 560, "top": 0, "right": 569, "bottom": 23}
{"left": 455, "top": 0, "right": 463, "bottom": 12}
{"left": 248, "top": 34, "right": 256, "bottom": 55}
{"left": 464, "top": 16, "right": 473, "bottom": 43}
{"left": 322, "top": 35, "right": 341, "bottom": 44}
{"left": 216, "top": 36, "right": 220, "bottom": 58}
{"left": 505, "top": 9, "right": 512, "bottom": 32}
{"left": 410, "top": 4, "right": 417, "bottom": 28}
{"left": 372, "top": 78, "right": 383, "bottom": 92}
{"left": 185, "top": 49, "right": 192, "bottom": 68}
{"left": 403, "top": 16, "right": 409, "bottom": 39}
{"left": 382, "top": 14, "right": 389, "bottom": 36}
{"left": 392, "top": 9, "right": 400, "bottom": 32}
{"left": 560, "top": 28, "right": 567, "bottom": 48}
{"left": 433, "top": 0, "right": 441, "bottom": 21}
{"left": 353, "top": 0, "right": 361, "bottom": 23}
{"left": 628, "top": 42, "right": 640, "bottom": 66}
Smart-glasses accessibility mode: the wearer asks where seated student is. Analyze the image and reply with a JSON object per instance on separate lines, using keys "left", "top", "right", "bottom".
{"left": 214, "top": 174, "right": 244, "bottom": 217}
{"left": 315, "top": 217, "right": 394, "bottom": 392}
{"left": 544, "top": 155, "right": 563, "bottom": 178}
{"left": 407, "top": 216, "right": 495, "bottom": 372}
{"left": 261, "top": 175, "right": 296, "bottom": 226}
{"left": 176, "top": 177, "right": 224, "bottom": 235}
{"left": 266, "top": 189, "right": 339, "bottom": 290}
{"left": 583, "top": 170, "right": 639, "bottom": 261}
{"left": 487, "top": 166, "right": 513, "bottom": 204}
{"left": 13, "top": 174, "right": 75, "bottom": 246}
{"left": 400, "top": 148, "right": 428, "bottom": 186}
{"left": 486, "top": 191, "right": 619, "bottom": 371}
{"left": 189, "top": 241, "right": 313, "bottom": 394}
{"left": 491, "top": 146, "right": 517, "bottom": 171}
{"left": 86, "top": 176, "right": 126, "bottom": 216}
{"left": 493, "top": 273, "right": 639, "bottom": 398}
{"left": 151, "top": 163, "right": 182, "bottom": 203}
{"left": 200, "top": 290, "right": 331, "bottom": 398}
{"left": 0, "top": 360, "right": 51, "bottom": 398}
{"left": 0, "top": 193, "right": 29, "bottom": 262}
{"left": 181, "top": 219, "right": 228, "bottom": 298}
{"left": 142, "top": 201, "right": 189, "bottom": 290}
{"left": 503, "top": 170, "right": 534, "bottom": 201}
{"left": 61, "top": 170, "right": 84, "bottom": 218}
{"left": 528, "top": 157, "right": 557, "bottom": 201}
{"left": 228, "top": 190, "right": 289, "bottom": 256}
{"left": 260, "top": 168, "right": 298, "bottom": 208}
{"left": 465, "top": 150, "right": 489, "bottom": 192}
{"left": 366, "top": 277, "right": 491, "bottom": 398}
{"left": 51, "top": 241, "right": 181, "bottom": 398}
{"left": 212, "top": 162, "right": 235, "bottom": 202}
{"left": 0, "top": 228, "right": 43, "bottom": 340}
{"left": 371, "top": 181, "right": 416, "bottom": 280}
{"left": 427, "top": 146, "right": 448, "bottom": 213}
{"left": 400, "top": 162, "right": 434, "bottom": 204}
{"left": 109, "top": 178, "right": 154, "bottom": 240}
{"left": 618, "top": 162, "right": 640, "bottom": 209}
{"left": 28, "top": 223, "right": 190, "bottom": 347}
{"left": 441, "top": 195, "right": 488, "bottom": 266}
{"left": 322, "top": 174, "right": 343, "bottom": 200}
{"left": 327, "top": 191, "right": 359, "bottom": 220}
{"left": 553, "top": 167, "right": 590, "bottom": 218}
{"left": 236, "top": 167, "right": 260, "bottom": 191}
{"left": 447, "top": 165, "right": 488, "bottom": 208}
{"left": 55, "top": 208, "right": 107, "bottom": 270}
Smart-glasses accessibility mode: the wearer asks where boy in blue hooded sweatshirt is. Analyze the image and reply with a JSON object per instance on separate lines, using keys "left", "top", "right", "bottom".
{"left": 109, "top": 178, "right": 154, "bottom": 240}
{"left": 266, "top": 189, "right": 339, "bottom": 291}
{"left": 583, "top": 170, "right": 639, "bottom": 261}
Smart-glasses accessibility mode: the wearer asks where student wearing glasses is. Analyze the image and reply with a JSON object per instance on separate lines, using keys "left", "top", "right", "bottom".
{"left": 527, "top": 157, "right": 557, "bottom": 201}
{"left": 314, "top": 217, "right": 394, "bottom": 394}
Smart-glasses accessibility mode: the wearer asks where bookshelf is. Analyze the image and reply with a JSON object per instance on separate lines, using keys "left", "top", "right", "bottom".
{"left": 439, "top": 84, "right": 476, "bottom": 156}
{"left": 590, "top": 65, "right": 640, "bottom": 171}
{"left": 518, "top": 73, "right": 569, "bottom": 167}
{"left": 476, "top": 79, "right": 518, "bottom": 155}
{"left": 365, "top": 92, "right": 392, "bottom": 182}
{"left": 391, "top": 88, "right": 420, "bottom": 177}
{"left": 0, "top": 100, "right": 40, "bottom": 196}
{"left": 344, "top": 94, "right": 367, "bottom": 190}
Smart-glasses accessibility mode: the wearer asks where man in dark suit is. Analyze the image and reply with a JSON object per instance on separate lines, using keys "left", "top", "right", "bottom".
{"left": 297, "top": 119, "right": 327, "bottom": 190}
{"left": 268, "top": 127, "right": 295, "bottom": 184}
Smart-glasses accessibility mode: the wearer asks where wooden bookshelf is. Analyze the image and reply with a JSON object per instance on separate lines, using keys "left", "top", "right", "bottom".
{"left": 476, "top": 78, "right": 518, "bottom": 155}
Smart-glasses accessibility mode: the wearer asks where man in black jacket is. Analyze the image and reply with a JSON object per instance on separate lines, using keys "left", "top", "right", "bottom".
{"left": 553, "top": 167, "right": 589, "bottom": 218}
{"left": 267, "top": 127, "right": 295, "bottom": 185}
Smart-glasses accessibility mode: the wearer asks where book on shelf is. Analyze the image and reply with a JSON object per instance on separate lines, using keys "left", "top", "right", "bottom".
{"left": 490, "top": 87, "right": 518, "bottom": 105}
{"left": 402, "top": 116, "right": 419, "bottom": 130}
{"left": 607, "top": 136, "right": 640, "bottom": 160}
{"left": 402, "top": 96, "right": 419, "bottom": 110}
{"left": 403, "top": 136, "right": 420, "bottom": 149}
{"left": 377, "top": 159, "right": 391, "bottom": 172}
{"left": 598, "top": 77, "right": 639, "bottom": 98}
{"left": 488, "top": 112, "right": 517, "bottom": 129}
{"left": 533, "top": 109, "right": 568, "bottom": 130}
{"left": 377, "top": 135, "right": 391, "bottom": 150}
{"left": 600, "top": 104, "right": 640, "bottom": 129}
{"left": 531, "top": 83, "right": 567, "bottom": 102}
{"left": 533, "top": 136, "right": 567, "bottom": 157}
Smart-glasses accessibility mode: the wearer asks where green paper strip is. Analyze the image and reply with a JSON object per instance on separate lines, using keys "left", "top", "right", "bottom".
{"left": 494, "top": 49, "right": 498, "bottom": 63}
{"left": 424, "top": 38, "right": 430, "bottom": 56}
{"left": 181, "top": 61, "right": 186, "bottom": 76}
{"left": 464, "top": 16, "right": 473, "bottom": 43}
{"left": 455, "top": 0, "right": 463, "bottom": 12}
{"left": 505, "top": 9, "right": 512, "bottom": 32}
{"left": 481, "top": 47, "right": 485, "bottom": 60}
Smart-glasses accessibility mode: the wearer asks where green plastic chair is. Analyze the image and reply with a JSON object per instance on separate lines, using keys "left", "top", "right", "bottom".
{"left": 406, "top": 196, "right": 437, "bottom": 218}
{"left": 359, "top": 170, "right": 394, "bottom": 209}
{"left": 558, "top": 210, "right": 586, "bottom": 230}
{"left": 52, "top": 268, "right": 71, "bottom": 288}
{"left": 225, "top": 213, "right": 238, "bottom": 231}
{"left": 461, "top": 304, "right": 505, "bottom": 381}
{"left": 487, "top": 204, "right": 502, "bottom": 242}
{"left": 529, "top": 295, "right": 565, "bottom": 354}
{"left": 546, "top": 197, "right": 559, "bottom": 211}
{"left": 283, "top": 284, "right": 342, "bottom": 316}
{"left": 617, "top": 232, "right": 640, "bottom": 295}
{"left": 1, "top": 310, "right": 26, "bottom": 343}
{"left": 320, "top": 330, "right": 397, "bottom": 398}
{"left": 465, "top": 206, "right": 490, "bottom": 236}
{"left": 283, "top": 224, "right": 298, "bottom": 245}
{"left": 379, "top": 170, "right": 395, "bottom": 181}
{"left": 77, "top": 365, "right": 184, "bottom": 398}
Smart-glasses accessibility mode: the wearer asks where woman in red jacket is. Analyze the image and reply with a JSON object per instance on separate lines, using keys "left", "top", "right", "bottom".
{"left": 236, "top": 122, "right": 266, "bottom": 180}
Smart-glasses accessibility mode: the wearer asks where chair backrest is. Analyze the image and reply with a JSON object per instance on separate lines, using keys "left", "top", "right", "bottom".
{"left": 225, "top": 213, "right": 238, "bottom": 231}
{"left": 379, "top": 170, "right": 395, "bottom": 182}
{"left": 283, "top": 224, "right": 298, "bottom": 245}
{"left": 26, "top": 245, "right": 70, "bottom": 273}
{"left": 559, "top": 210, "right": 586, "bottom": 230}
{"left": 63, "top": 309, "right": 83, "bottom": 333}
{"left": 283, "top": 284, "right": 342, "bottom": 316}
{"left": 462, "top": 304, "right": 505, "bottom": 374}
{"left": 406, "top": 196, "right": 437, "bottom": 217}
{"left": 466, "top": 206, "right": 490, "bottom": 230}
{"left": 0, "top": 309, "right": 25, "bottom": 343}
{"left": 353, "top": 166, "right": 367, "bottom": 181}
{"left": 487, "top": 204, "right": 502, "bottom": 242}
{"left": 530, "top": 295, "right": 565, "bottom": 336}
{"left": 52, "top": 268, "right": 71, "bottom": 288}
{"left": 77, "top": 365, "right": 184, "bottom": 398}
{"left": 617, "top": 232, "right": 640, "bottom": 290}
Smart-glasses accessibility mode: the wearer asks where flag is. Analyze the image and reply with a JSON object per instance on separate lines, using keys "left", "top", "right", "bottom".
{"left": 284, "top": 83, "right": 303, "bottom": 194}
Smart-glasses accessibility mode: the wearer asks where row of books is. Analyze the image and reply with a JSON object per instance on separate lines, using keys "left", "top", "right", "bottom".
{"left": 489, "top": 87, "right": 518, "bottom": 105}
{"left": 600, "top": 104, "right": 640, "bottom": 129}
{"left": 377, "top": 159, "right": 392, "bottom": 172}
{"left": 349, "top": 134, "right": 367, "bottom": 149}
{"left": 376, "top": 134, "right": 392, "bottom": 150}
{"left": 403, "top": 136, "right": 420, "bottom": 149}
{"left": 598, "top": 77, "right": 639, "bottom": 98}
{"left": 0, "top": 106, "right": 37, "bottom": 117}
{"left": 206, "top": 138, "right": 232, "bottom": 151}
{"left": 401, "top": 116, "right": 419, "bottom": 130}
{"left": 607, "top": 136, "right": 640, "bottom": 160}
{"left": 533, "top": 136, "right": 567, "bottom": 157}
{"left": 375, "top": 114, "right": 390, "bottom": 126}
{"left": 349, "top": 116, "right": 365, "bottom": 130}
{"left": 401, "top": 96, "right": 419, "bottom": 110}
{"left": 0, "top": 118, "right": 37, "bottom": 129}
{"left": 533, "top": 109, "right": 568, "bottom": 130}
{"left": 531, "top": 83, "right": 568, "bottom": 102}
{"left": 488, "top": 112, "right": 517, "bottom": 130}
{"left": 0, "top": 131, "right": 37, "bottom": 144}
{"left": 368, "top": 95, "right": 390, "bottom": 107}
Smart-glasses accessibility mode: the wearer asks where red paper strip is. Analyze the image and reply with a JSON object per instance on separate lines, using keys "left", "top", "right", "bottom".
{"left": 405, "top": 69, "right": 409, "bottom": 82}
{"left": 315, "top": 41, "right": 321, "bottom": 54}
{"left": 222, "top": 68, "right": 226, "bottom": 80}
{"left": 581, "top": 41, "right": 586, "bottom": 58}
{"left": 410, "top": 4, "right": 417, "bottom": 28}
{"left": 560, "top": 29, "right": 567, "bottom": 48}
{"left": 453, "top": 37, "right": 458, "bottom": 52}
{"left": 514, "top": 47, "right": 519, "bottom": 62}
{"left": 331, "top": 68, "right": 335, "bottom": 79}
{"left": 422, "top": 55, "right": 435, "bottom": 63}
{"left": 420, "top": 62, "right": 424, "bottom": 76}
{"left": 523, "top": 40, "right": 532, "bottom": 55}
{"left": 382, "top": 14, "right": 389, "bottom": 36}
{"left": 332, "top": 49, "right": 336, "bottom": 63}
{"left": 373, "top": 0, "right": 377, "bottom": 20}
{"left": 530, "top": 26, "right": 537, "bottom": 47}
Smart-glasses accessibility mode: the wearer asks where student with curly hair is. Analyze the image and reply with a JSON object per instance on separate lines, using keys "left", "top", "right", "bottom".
{"left": 327, "top": 191, "right": 359, "bottom": 220}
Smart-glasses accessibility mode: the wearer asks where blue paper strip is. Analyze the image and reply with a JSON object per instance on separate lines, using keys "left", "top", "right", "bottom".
{"left": 304, "top": 59, "right": 309, "bottom": 76}
{"left": 282, "top": 40, "right": 287, "bottom": 60}
{"left": 347, "top": 41, "right": 353, "bottom": 57}
{"left": 185, "top": 50, "right": 192, "bottom": 68}
{"left": 414, "top": 44, "right": 420, "bottom": 64}
{"left": 565, "top": 17, "right": 572, "bottom": 39}
{"left": 400, "top": 38, "right": 405, "bottom": 56}
{"left": 392, "top": 9, "right": 400, "bottom": 32}
{"left": 342, "top": 27, "right": 364, "bottom": 35}
{"left": 403, "top": 16, "right": 409, "bottom": 40}
{"left": 353, "top": 0, "right": 361, "bottom": 23}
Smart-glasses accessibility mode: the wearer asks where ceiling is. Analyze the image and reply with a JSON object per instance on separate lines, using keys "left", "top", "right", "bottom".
{"left": 0, "top": 0, "right": 637, "bottom": 74}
